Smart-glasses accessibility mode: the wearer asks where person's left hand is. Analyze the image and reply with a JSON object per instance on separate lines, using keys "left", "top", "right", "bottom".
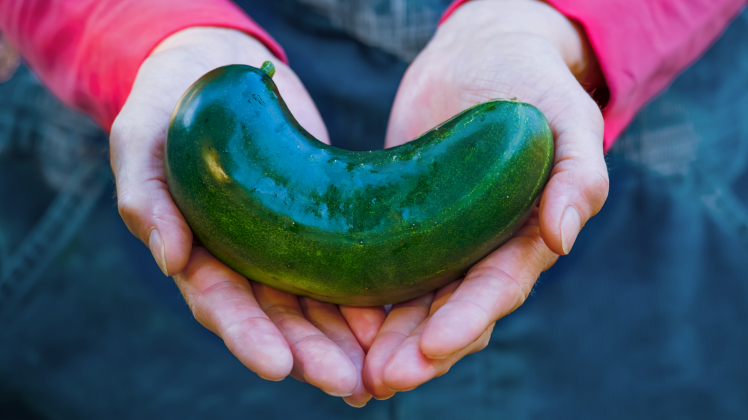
{"left": 363, "top": 0, "right": 609, "bottom": 398}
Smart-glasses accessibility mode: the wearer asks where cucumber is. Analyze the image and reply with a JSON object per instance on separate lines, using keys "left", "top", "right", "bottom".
{"left": 165, "top": 62, "right": 554, "bottom": 305}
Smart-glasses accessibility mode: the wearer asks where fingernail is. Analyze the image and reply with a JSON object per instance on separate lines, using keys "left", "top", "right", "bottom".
{"left": 561, "top": 206, "right": 581, "bottom": 255}
{"left": 148, "top": 229, "right": 168, "bottom": 276}
{"left": 324, "top": 390, "right": 354, "bottom": 397}
{"left": 388, "top": 386, "right": 416, "bottom": 393}
{"left": 373, "top": 394, "right": 394, "bottom": 401}
{"left": 257, "top": 374, "right": 286, "bottom": 382}
{"left": 344, "top": 399, "right": 368, "bottom": 408}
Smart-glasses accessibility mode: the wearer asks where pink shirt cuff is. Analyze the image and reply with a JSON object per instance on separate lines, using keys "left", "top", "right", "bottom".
{"left": 440, "top": 0, "right": 745, "bottom": 151}
{"left": 0, "top": 0, "right": 287, "bottom": 132}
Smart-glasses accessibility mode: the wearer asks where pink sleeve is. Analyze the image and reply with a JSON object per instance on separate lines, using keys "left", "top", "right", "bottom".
{"left": 441, "top": 0, "right": 746, "bottom": 151}
{"left": 0, "top": 0, "right": 287, "bottom": 132}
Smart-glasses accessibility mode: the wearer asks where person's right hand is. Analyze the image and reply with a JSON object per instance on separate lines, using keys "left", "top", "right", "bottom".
{"left": 109, "top": 27, "right": 384, "bottom": 407}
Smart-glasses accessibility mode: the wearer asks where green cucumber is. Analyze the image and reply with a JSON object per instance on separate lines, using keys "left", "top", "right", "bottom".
{"left": 165, "top": 62, "right": 554, "bottom": 305}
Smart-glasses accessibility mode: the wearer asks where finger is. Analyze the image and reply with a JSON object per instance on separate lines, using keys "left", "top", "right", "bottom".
{"left": 538, "top": 92, "right": 609, "bottom": 255}
{"left": 362, "top": 293, "right": 434, "bottom": 400}
{"left": 300, "top": 299, "right": 372, "bottom": 407}
{"left": 420, "top": 218, "right": 558, "bottom": 359}
{"left": 339, "top": 306, "right": 387, "bottom": 352}
{"left": 381, "top": 280, "right": 484, "bottom": 392}
{"left": 173, "top": 246, "right": 293, "bottom": 380}
{"left": 252, "top": 284, "right": 358, "bottom": 397}
{"left": 110, "top": 115, "right": 193, "bottom": 277}
{"left": 428, "top": 278, "right": 464, "bottom": 316}
{"left": 383, "top": 322, "right": 494, "bottom": 392}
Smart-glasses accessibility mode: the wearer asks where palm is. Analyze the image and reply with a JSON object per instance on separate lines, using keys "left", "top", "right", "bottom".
{"left": 386, "top": 33, "right": 590, "bottom": 149}
{"left": 364, "top": 1, "right": 609, "bottom": 398}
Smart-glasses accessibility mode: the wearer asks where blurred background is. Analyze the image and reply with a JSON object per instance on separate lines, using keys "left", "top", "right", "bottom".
{"left": 1, "top": 1, "right": 747, "bottom": 419}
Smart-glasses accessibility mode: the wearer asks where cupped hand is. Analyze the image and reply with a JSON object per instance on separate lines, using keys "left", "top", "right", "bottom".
{"left": 109, "top": 27, "right": 385, "bottom": 407}
{"left": 364, "top": 0, "right": 609, "bottom": 398}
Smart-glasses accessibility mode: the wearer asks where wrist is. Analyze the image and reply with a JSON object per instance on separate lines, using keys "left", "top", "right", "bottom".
{"left": 441, "top": 0, "right": 602, "bottom": 92}
{"left": 150, "top": 27, "right": 276, "bottom": 68}
{"left": 116, "top": 27, "right": 280, "bottom": 134}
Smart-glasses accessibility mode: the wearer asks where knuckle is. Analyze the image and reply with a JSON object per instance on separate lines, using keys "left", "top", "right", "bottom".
{"left": 182, "top": 290, "right": 201, "bottom": 320}
{"left": 578, "top": 94, "right": 605, "bottom": 128}
{"left": 189, "top": 280, "right": 248, "bottom": 333}
{"left": 506, "top": 272, "right": 531, "bottom": 310}
{"left": 527, "top": 241, "right": 554, "bottom": 277}
{"left": 178, "top": 285, "right": 213, "bottom": 332}
{"left": 512, "top": 280, "right": 530, "bottom": 308}
{"left": 109, "top": 116, "right": 138, "bottom": 155}
{"left": 491, "top": 267, "right": 530, "bottom": 308}
{"left": 109, "top": 113, "right": 129, "bottom": 141}
{"left": 584, "top": 166, "right": 610, "bottom": 211}
{"left": 466, "top": 265, "right": 529, "bottom": 317}
{"left": 117, "top": 191, "right": 145, "bottom": 230}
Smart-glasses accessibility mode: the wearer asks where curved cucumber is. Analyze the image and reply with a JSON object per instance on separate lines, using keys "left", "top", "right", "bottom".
{"left": 165, "top": 63, "right": 554, "bottom": 305}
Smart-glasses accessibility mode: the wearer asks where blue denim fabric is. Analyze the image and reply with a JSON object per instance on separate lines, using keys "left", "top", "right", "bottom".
{"left": 1, "top": 2, "right": 747, "bottom": 419}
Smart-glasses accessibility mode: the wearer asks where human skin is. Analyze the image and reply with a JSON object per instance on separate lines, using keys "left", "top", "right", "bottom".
{"left": 109, "top": 27, "right": 384, "bottom": 407}
{"left": 109, "top": 0, "right": 608, "bottom": 407}
{"left": 362, "top": 0, "right": 609, "bottom": 398}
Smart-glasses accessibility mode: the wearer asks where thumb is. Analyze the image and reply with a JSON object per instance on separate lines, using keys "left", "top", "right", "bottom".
{"left": 539, "top": 93, "right": 609, "bottom": 255}
{"left": 110, "top": 108, "right": 193, "bottom": 276}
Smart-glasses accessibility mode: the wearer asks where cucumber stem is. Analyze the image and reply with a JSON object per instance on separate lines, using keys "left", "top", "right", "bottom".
{"left": 261, "top": 61, "right": 276, "bottom": 78}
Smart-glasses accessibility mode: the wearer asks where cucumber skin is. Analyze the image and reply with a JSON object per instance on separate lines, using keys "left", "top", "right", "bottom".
{"left": 165, "top": 65, "right": 554, "bottom": 306}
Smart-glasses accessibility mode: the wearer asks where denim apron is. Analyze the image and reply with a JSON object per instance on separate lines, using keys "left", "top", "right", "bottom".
{"left": 1, "top": 2, "right": 747, "bottom": 418}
